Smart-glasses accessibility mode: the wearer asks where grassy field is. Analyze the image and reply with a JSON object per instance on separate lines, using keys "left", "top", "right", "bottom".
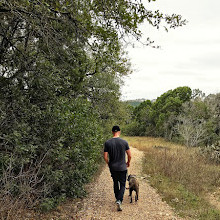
{"left": 125, "top": 136, "right": 220, "bottom": 220}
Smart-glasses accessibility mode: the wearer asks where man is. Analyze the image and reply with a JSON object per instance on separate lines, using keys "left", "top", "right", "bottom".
{"left": 104, "top": 125, "right": 131, "bottom": 211}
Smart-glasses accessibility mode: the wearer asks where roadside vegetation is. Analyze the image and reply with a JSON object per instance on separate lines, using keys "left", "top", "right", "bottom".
{"left": 124, "top": 88, "right": 220, "bottom": 149}
{"left": 1, "top": 0, "right": 219, "bottom": 219}
{"left": 126, "top": 136, "right": 220, "bottom": 220}
{"left": 0, "top": 0, "right": 187, "bottom": 219}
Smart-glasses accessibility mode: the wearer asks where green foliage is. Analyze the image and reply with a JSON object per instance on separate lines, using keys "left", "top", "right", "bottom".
{"left": 127, "top": 86, "right": 192, "bottom": 137}
{"left": 152, "top": 87, "right": 192, "bottom": 136}
{"left": 126, "top": 87, "right": 219, "bottom": 149}
{"left": 44, "top": 98, "right": 103, "bottom": 197}
{"left": 40, "top": 195, "right": 66, "bottom": 212}
{"left": 123, "top": 120, "right": 142, "bottom": 136}
{"left": 0, "top": 97, "right": 103, "bottom": 205}
{"left": 0, "top": 0, "right": 187, "bottom": 214}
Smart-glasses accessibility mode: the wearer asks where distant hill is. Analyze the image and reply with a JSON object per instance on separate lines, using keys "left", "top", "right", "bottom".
{"left": 124, "top": 99, "right": 145, "bottom": 107}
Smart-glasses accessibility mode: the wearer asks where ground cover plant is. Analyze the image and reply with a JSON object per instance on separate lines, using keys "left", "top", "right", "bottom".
{"left": 125, "top": 136, "right": 220, "bottom": 219}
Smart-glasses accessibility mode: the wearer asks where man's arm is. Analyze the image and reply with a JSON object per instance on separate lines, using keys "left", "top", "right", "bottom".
{"left": 126, "top": 149, "right": 131, "bottom": 167}
{"left": 104, "top": 152, "right": 109, "bottom": 165}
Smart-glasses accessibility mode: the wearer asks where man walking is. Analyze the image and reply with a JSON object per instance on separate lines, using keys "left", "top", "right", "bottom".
{"left": 104, "top": 125, "right": 131, "bottom": 211}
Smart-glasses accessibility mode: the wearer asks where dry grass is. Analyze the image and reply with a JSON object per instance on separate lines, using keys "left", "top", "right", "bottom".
{"left": 0, "top": 196, "right": 36, "bottom": 220}
{"left": 125, "top": 136, "right": 220, "bottom": 219}
{"left": 0, "top": 162, "right": 106, "bottom": 220}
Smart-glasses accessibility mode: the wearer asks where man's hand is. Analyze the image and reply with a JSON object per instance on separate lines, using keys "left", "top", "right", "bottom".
{"left": 126, "top": 149, "right": 131, "bottom": 167}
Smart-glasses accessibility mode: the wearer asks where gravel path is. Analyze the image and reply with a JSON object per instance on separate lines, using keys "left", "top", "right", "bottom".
{"left": 75, "top": 147, "right": 184, "bottom": 220}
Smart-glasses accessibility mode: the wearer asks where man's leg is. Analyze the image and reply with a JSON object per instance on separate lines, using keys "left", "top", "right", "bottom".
{"left": 117, "top": 170, "right": 127, "bottom": 202}
{"left": 110, "top": 171, "right": 120, "bottom": 201}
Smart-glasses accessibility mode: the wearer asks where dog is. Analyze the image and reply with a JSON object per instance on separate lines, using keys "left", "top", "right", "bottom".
{"left": 127, "top": 174, "right": 139, "bottom": 203}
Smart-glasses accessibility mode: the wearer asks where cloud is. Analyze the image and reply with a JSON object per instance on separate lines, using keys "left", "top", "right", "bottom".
{"left": 121, "top": 0, "right": 220, "bottom": 100}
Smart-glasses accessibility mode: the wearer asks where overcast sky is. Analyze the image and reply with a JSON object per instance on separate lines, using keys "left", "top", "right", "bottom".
{"left": 121, "top": 0, "right": 220, "bottom": 100}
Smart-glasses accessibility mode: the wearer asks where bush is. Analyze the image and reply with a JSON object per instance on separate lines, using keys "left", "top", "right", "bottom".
{"left": 123, "top": 120, "right": 143, "bottom": 136}
{"left": 200, "top": 141, "right": 220, "bottom": 163}
{"left": 0, "top": 97, "right": 103, "bottom": 214}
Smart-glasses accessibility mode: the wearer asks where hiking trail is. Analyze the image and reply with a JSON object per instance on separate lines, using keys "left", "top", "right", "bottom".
{"left": 74, "top": 147, "right": 184, "bottom": 220}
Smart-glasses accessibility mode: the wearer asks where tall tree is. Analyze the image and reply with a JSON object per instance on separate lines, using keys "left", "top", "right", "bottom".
{"left": 0, "top": 0, "right": 187, "bottom": 213}
{"left": 151, "top": 86, "right": 192, "bottom": 136}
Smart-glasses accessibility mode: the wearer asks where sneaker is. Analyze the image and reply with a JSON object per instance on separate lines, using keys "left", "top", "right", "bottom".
{"left": 116, "top": 200, "right": 122, "bottom": 211}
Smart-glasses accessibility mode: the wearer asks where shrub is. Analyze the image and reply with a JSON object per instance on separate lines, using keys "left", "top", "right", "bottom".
{"left": 200, "top": 141, "right": 220, "bottom": 164}
{"left": 0, "top": 97, "right": 103, "bottom": 215}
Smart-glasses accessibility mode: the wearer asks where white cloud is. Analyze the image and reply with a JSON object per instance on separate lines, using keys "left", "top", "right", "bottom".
{"left": 121, "top": 0, "right": 220, "bottom": 100}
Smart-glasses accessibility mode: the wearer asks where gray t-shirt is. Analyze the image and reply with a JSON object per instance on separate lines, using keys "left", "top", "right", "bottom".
{"left": 104, "top": 137, "right": 130, "bottom": 171}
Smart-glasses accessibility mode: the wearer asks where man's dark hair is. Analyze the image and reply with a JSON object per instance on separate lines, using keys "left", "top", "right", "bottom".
{"left": 112, "top": 125, "right": 120, "bottom": 132}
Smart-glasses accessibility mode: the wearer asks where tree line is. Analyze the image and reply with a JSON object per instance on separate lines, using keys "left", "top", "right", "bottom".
{"left": 124, "top": 87, "right": 220, "bottom": 148}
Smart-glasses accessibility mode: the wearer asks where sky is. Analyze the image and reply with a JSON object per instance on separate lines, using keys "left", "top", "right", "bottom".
{"left": 121, "top": 0, "right": 220, "bottom": 101}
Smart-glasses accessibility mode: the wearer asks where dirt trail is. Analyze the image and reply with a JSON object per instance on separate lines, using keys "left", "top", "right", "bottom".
{"left": 75, "top": 147, "right": 184, "bottom": 220}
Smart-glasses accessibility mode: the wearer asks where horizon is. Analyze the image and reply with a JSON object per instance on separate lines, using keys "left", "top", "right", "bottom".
{"left": 121, "top": 87, "right": 219, "bottom": 102}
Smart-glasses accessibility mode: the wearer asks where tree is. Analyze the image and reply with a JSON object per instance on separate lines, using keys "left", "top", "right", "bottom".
{"left": 0, "top": 0, "right": 187, "bottom": 214}
{"left": 125, "top": 87, "right": 192, "bottom": 137}
{"left": 175, "top": 115, "right": 208, "bottom": 147}
{"left": 151, "top": 86, "right": 192, "bottom": 136}
{"left": 204, "top": 93, "right": 220, "bottom": 143}
{"left": 175, "top": 97, "right": 219, "bottom": 147}
{"left": 132, "top": 100, "right": 152, "bottom": 135}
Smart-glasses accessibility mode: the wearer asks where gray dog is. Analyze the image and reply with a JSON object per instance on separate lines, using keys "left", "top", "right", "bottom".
{"left": 127, "top": 174, "right": 139, "bottom": 203}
